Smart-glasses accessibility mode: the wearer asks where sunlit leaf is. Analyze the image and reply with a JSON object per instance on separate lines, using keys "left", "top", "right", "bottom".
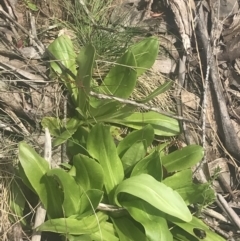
{"left": 37, "top": 212, "right": 108, "bottom": 235}
{"left": 117, "top": 111, "right": 180, "bottom": 136}
{"left": 162, "top": 145, "right": 204, "bottom": 172}
{"left": 97, "top": 50, "right": 137, "bottom": 98}
{"left": 130, "top": 37, "right": 159, "bottom": 76}
{"left": 18, "top": 142, "right": 63, "bottom": 218}
{"left": 76, "top": 44, "right": 95, "bottom": 115}
{"left": 48, "top": 35, "right": 77, "bottom": 97}
{"left": 87, "top": 123, "right": 124, "bottom": 200}
{"left": 48, "top": 35, "right": 76, "bottom": 75}
{"left": 114, "top": 174, "right": 191, "bottom": 222}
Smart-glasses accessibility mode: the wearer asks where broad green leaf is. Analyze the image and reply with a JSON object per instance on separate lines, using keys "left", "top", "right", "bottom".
{"left": 112, "top": 217, "right": 147, "bottom": 241}
{"left": 87, "top": 123, "right": 124, "bottom": 199}
{"left": 162, "top": 145, "right": 204, "bottom": 172}
{"left": 90, "top": 221, "right": 119, "bottom": 241}
{"left": 114, "top": 174, "right": 192, "bottom": 222}
{"left": 118, "top": 111, "right": 180, "bottom": 136}
{"left": 53, "top": 118, "right": 81, "bottom": 147}
{"left": 41, "top": 117, "right": 61, "bottom": 136}
{"left": 131, "top": 150, "right": 162, "bottom": 181}
{"left": 173, "top": 216, "right": 226, "bottom": 241}
{"left": 121, "top": 141, "right": 146, "bottom": 175}
{"left": 78, "top": 189, "right": 103, "bottom": 217}
{"left": 130, "top": 37, "right": 159, "bottom": 76}
{"left": 37, "top": 212, "right": 108, "bottom": 235}
{"left": 117, "top": 124, "right": 154, "bottom": 156}
{"left": 163, "top": 169, "right": 215, "bottom": 205}
{"left": 139, "top": 81, "right": 173, "bottom": 103}
{"left": 67, "top": 125, "right": 89, "bottom": 158}
{"left": 76, "top": 44, "right": 95, "bottom": 114}
{"left": 121, "top": 199, "right": 173, "bottom": 241}
{"left": 47, "top": 168, "right": 82, "bottom": 217}
{"left": 48, "top": 35, "right": 77, "bottom": 95}
{"left": 48, "top": 36, "right": 76, "bottom": 74}
{"left": 98, "top": 50, "right": 137, "bottom": 98}
{"left": 73, "top": 154, "right": 104, "bottom": 191}
{"left": 18, "top": 142, "right": 63, "bottom": 218}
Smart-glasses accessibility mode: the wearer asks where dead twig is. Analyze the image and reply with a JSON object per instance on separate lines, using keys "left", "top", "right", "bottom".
{"left": 217, "top": 193, "right": 240, "bottom": 230}
{"left": 203, "top": 208, "right": 229, "bottom": 223}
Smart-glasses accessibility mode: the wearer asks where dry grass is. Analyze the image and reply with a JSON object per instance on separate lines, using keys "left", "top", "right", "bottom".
{"left": 0, "top": 139, "right": 18, "bottom": 240}
{"left": 133, "top": 70, "right": 175, "bottom": 111}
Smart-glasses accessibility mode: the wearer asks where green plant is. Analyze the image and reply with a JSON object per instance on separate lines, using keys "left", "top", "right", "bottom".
{"left": 43, "top": 35, "right": 179, "bottom": 147}
{"left": 10, "top": 35, "right": 224, "bottom": 241}
{"left": 13, "top": 123, "right": 222, "bottom": 241}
